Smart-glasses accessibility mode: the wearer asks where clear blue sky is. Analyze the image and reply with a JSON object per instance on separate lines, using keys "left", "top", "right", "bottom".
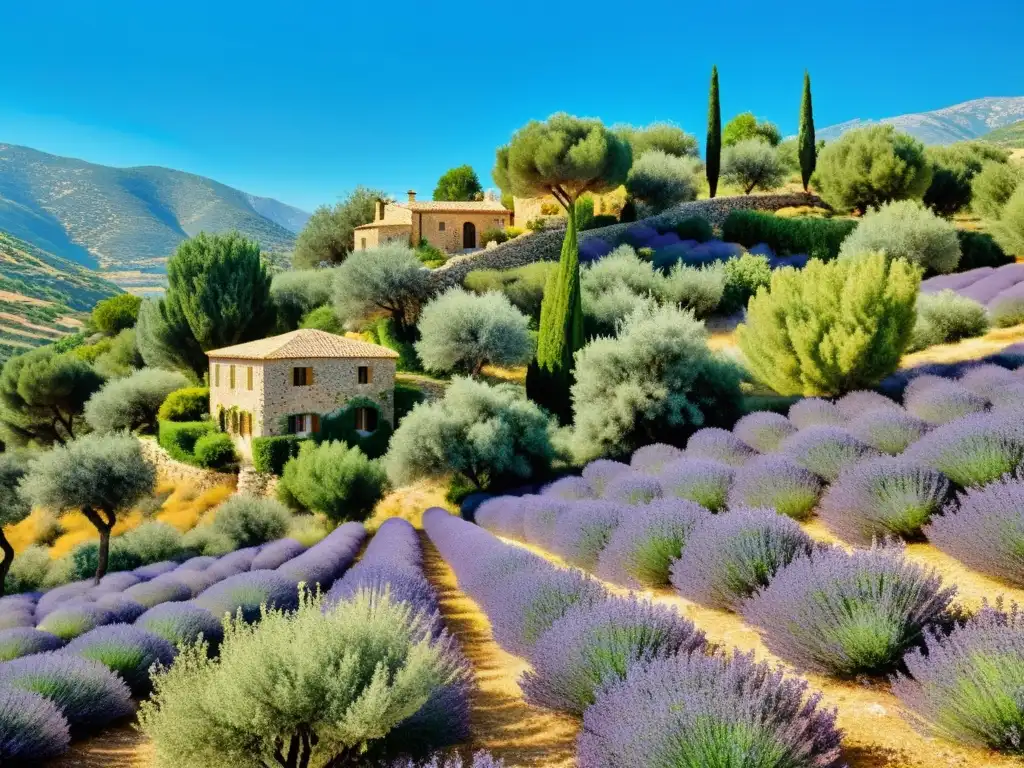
{"left": 1, "top": 0, "right": 1021, "bottom": 212}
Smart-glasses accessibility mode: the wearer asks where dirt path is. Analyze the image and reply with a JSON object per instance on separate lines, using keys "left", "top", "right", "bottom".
{"left": 49, "top": 722, "right": 152, "bottom": 768}
{"left": 504, "top": 538, "right": 1020, "bottom": 768}
{"left": 421, "top": 535, "right": 579, "bottom": 767}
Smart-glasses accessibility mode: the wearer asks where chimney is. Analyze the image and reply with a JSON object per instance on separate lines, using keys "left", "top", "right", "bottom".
{"left": 407, "top": 190, "right": 417, "bottom": 203}
{"left": 376, "top": 199, "right": 386, "bottom": 220}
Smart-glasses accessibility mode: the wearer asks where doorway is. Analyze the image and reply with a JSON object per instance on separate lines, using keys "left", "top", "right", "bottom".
{"left": 462, "top": 221, "right": 476, "bottom": 249}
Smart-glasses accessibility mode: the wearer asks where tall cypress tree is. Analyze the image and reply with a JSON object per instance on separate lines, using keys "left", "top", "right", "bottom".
{"left": 798, "top": 71, "right": 816, "bottom": 192}
{"left": 706, "top": 66, "right": 721, "bottom": 199}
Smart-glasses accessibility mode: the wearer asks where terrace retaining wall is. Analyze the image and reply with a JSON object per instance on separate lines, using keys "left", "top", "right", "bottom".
{"left": 138, "top": 437, "right": 237, "bottom": 493}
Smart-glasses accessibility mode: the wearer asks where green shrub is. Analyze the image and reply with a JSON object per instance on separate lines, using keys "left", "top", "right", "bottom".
{"left": 956, "top": 230, "right": 1012, "bottom": 271}
{"left": 815, "top": 125, "right": 932, "bottom": 212}
{"left": 575, "top": 196, "right": 596, "bottom": 231}
{"left": 673, "top": 217, "right": 714, "bottom": 243}
{"left": 625, "top": 150, "right": 700, "bottom": 212}
{"left": 158, "top": 420, "right": 219, "bottom": 464}
{"left": 721, "top": 139, "right": 786, "bottom": 194}
{"left": 662, "top": 263, "right": 725, "bottom": 318}
{"left": 210, "top": 495, "right": 292, "bottom": 548}
{"left": 737, "top": 252, "right": 919, "bottom": 396}
{"left": 415, "top": 288, "right": 534, "bottom": 376}
{"left": 91, "top": 294, "right": 143, "bottom": 336}
{"left": 270, "top": 269, "right": 334, "bottom": 331}
{"left": 909, "top": 290, "right": 989, "bottom": 352}
{"left": 137, "top": 591, "right": 470, "bottom": 768}
{"left": 571, "top": 304, "right": 743, "bottom": 461}
{"left": 971, "top": 161, "right": 1022, "bottom": 219}
{"left": 370, "top": 317, "right": 420, "bottom": 372}
{"left": 505, "top": 226, "right": 525, "bottom": 237}
{"left": 180, "top": 526, "right": 234, "bottom": 557}
{"left": 299, "top": 305, "right": 343, "bottom": 333}
{"left": 720, "top": 253, "right": 772, "bottom": 313}
{"left": 315, "top": 399, "right": 394, "bottom": 459}
{"left": 193, "top": 433, "right": 237, "bottom": 471}
{"left": 991, "top": 184, "right": 1024, "bottom": 256}
{"left": 722, "top": 210, "right": 857, "bottom": 262}
{"left": 279, "top": 441, "right": 388, "bottom": 523}
{"left": 838, "top": 200, "right": 961, "bottom": 275}
{"left": 85, "top": 368, "right": 190, "bottom": 434}
{"left": 415, "top": 240, "right": 448, "bottom": 268}
{"left": 394, "top": 384, "right": 425, "bottom": 425}
{"left": 480, "top": 228, "right": 509, "bottom": 247}
{"left": 4, "top": 545, "right": 51, "bottom": 594}
{"left": 923, "top": 142, "right": 1008, "bottom": 217}
{"left": 464, "top": 262, "right": 556, "bottom": 322}
{"left": 72, "top": 522, "right": 186, "bottom": 579}
{"left": 251, "top": 435, "right": 305, "bottom": 475}
{"left": 158, "top": 387, "right": 210, "bottom": 423}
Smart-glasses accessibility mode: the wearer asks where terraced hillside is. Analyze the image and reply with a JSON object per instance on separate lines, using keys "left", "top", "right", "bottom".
{"left": 0, "top": 144, "right": 307, "bottom": 289}
{"left": 0, "top": 231, "right": 120, "bottom": 362}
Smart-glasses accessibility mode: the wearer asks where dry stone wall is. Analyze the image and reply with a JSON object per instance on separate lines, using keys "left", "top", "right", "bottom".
{"left": 138, "top": 437, "right": 237, "bottom": 493}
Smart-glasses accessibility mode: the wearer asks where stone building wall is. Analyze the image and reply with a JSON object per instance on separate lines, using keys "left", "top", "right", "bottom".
{"left": 413, "top": 211, "right": 512, "bottom": 252}
{"left": 354, "top": 224, "right": 413, "bottom": 251}
{"left": 208, "top": 358, "right": 266, "bottom": 457}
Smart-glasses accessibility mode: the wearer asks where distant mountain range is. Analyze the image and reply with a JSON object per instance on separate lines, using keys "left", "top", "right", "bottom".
{"left": 817, "top": 96, "right": 1024, "bottom": 145}
{"left": 0, "top": 144, "right": 310, "bottom": 291}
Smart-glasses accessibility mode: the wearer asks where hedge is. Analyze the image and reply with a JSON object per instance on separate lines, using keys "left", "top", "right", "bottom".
{"left": 157, "top": 420, "right": 219, "bottom": 464}
{"left": 956, "top": 230, "right": 1012, "bottom": 272}
{"left": 252, "top": 435, "right": 305, "bottom": 475}
{"left": 316, "top": 399, "right": 394, "bottom": 459}
{"left": 157, "top": 387, "right": 210, "bottom": 422}
{"left": 722, "top": 210, "right": 857, "bottom": 262}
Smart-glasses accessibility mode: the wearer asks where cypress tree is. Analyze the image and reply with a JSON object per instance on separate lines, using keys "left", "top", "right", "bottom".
{"left": 706, "top": 66, "right": 721, "bottom": 199}
{"left": 798, "top": 71, "right": 816, "bottom": 192}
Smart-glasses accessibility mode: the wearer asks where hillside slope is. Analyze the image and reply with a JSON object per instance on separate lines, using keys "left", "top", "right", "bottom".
{"left": 981, "top": 119, "right": 1024, "bottom": 148}
{"left": 0, "top": 230, "right": 121, "bottom": 362}
{"left": 0, "top": 144, "right": 309, "bottom": 288}
{"left": 818, "top": 96, "right": 1024, "bottom": 145}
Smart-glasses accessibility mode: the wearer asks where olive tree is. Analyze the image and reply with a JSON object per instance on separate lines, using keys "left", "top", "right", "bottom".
{"left": 84, "top": 368, "right": 190, "bottom": 434}
{"left": 837, "top": 200, "right": 961, "bottom": 274}
{"left": 991, "top": 184, "right": 1024, "bottom": 256}
{"left": 415, "top": 288, "right": 534, "bottom": 376}
{"left": 625, "top": 150, "right": 701, "bottom": 212}
{"left": 972, "top": 161, "right": 1023, "bottom": 219}
{"left": 615, "top": 122, "right": 699, "bottom": 158}
{"left": 0, "top": 453, "right": 31, "bottom": 596}
{"left": 21, "top": 433, "right": 156, "bottom": 582}
{"left": 292, "top": 187, "right": 385, "bottom": 268}
{"left": 493, "top": 113, "right": 631, "bottom": 422}
{"left": 723, "top": 112, "right": 782, "bottom": 147}
{"left": 332, "top": 243, "right": 430, "bottom": 338}
{"left": 722, "top": 140, "right": 787, "bottom": 194}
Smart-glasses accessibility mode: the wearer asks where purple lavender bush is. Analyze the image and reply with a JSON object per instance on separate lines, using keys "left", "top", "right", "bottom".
{"left": 176, "top": 555, "right": 217, "bottom": 571}
{"left": 0, "top": 606, "right": 35, "bottom": 631}
{"left": 657, "top": 459, "right": 733, "bottom": 512}
{"left": 779, "top": 426, "right": 880, "bottom": 483}
{"left": 670, "top": 508, "right": 815, "bottom": 610}
{"left": 327, "top": 563, "right": 439, "bottom": 627}
{"left": 728, "top": 455, "right": 823, "bottom": 520}
{"left": 132, "top": 561, "right": 180, "bottom": 580}
{"left": 519, "top": 595, "right": 706, "bottom": 715}
{"left": 250, "top": 538, "right": 308, "bottom": 570}
{"left": 685, "top": 427, "right": 756, "bottom": 467}
{"left": 33, "top": 581, "right": 92, "bottom": 621}
{"left": 596, "top": 499, "right": 709, "bottom": 586}
{"left": 603, "top": 473, "right": 664, "bottom": 506}
{"left": 122, "top": 575, "right": 193, "bottom": 608}
{"left": 958, "top": 364, "right": 1019, "bottom": 398}
{"left": 819, "top": 458, "right": 950, "bottom": 544}
{"left": 275, "top": 522, "right": 365, "bottom": 589}
{"left": 581, "top": 459, "right": 631, "bottom": 496}
{"left": 94, "top": 572, "right": 142, "bottom": 592}
{"left": 577, "top": 651, "right": 843, "bottom": 768}
{"left": 788, "top": 398, "right": 846, "bottom": 429}
{"left": 66, "top": 624, "right": 177, "bottom": 694}
{"left": 847, "top": 409, "right": 930, "bottom": 455}
{"left": 195, "top": 570, "right": 301, "bottom": 622}
{"left": 0, "top": 627, "right": 64, "bottom": 661}
{"left": 474, "top": 496, "right": 525, "bottom": 540}
{"left": 835, "top": 390, "right": 902, "bottom": 419}
{"left": 903, "top": 411, "right": 1024, "bottom": 488}
{"left": 36, "top": 602, "right": 115, "bottom": 641}
{"left": 630, "top": 443, "right": 685, "bottom": 473}
{"left": 551, "top": 501, "right": 622, "bottom": 569}
{"left": 903, "top": 380, "right": 989, "bottom": 425}
{"left": 892, "top": 603, "right": 1024, "bottom": 753}
{"left": 541, "top": 475, "right": 593, "bottom": 501}
{"left": 521, "top": 495, "right": 570, "bottom": 544}
{"left": 732, "top": 411, "right": 797, "bottom": 453}
{"left": 741, "top": 545, "right": 956, "bottom": 676}
{"left": 135, "top": 602, "right": 225, "bottom": 651}
{"left": 0, "top": 685, "right": 70, "bottom": 763}
{"left": 386, "top": 753, "right": 505, "bottom": 768}
{"left": 0, "top": 652, "right": 134, "bottom": 730}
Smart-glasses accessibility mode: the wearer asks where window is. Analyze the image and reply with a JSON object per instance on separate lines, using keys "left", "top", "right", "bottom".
{"left": 287, "top": 414, "right": 320, "bottom": 435}
{"left": 230, "top": 410, "right": 239, "bottom": 433}
{"left": 246, "top": 366, "right": 253, "bottom": 391}
{"left": 358, "top": 366, "right": 371, "bottom": 384}
{"left": 292, "top": 367, "right": 313, "bottom": 386}
{"left": 438, "top": 221, "right": 446, "bottom": 232}
{"left": 214, "top": 364, "right": 221, "bottom": 387}
{"left": 229, "top": 365, "right": 236, "bottom": 389}
{"left": 354, "top": 407, "right": 379, "bottom": 433}
{"left": 360, "top": 237, "right": 366, "bottom": 249}
{"left": 495, "top": 218, "right": 503, "bottom": 227}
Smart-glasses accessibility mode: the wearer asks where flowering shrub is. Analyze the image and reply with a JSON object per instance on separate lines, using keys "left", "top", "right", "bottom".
{"left": 66, "top": 624, "right": 177, "bottom": 694}
{"left": 195, "top": 570, "right": 301, "bottom": 623}
{"left": 670, "top": 507, "right": 816, "bottom": 610}
{"left": 779, "top": 426, "right": 880, "bottom": 483}
{"left": 728, "top": 456, "right": 823, "bottom": 520}
{"left": 686, "top": 427, "right": 756, "bottom": 466}
{"left": 788, "top": 398, "right": 846, "bottom": 429}
{"left": 122, "top": 576, "right": 193, "bottom": 609}
{"left": 629, "top": 443, "right": 685, "bottom": 473}
{"left": 577, "top": 651, "right": 842, "bottom": 768}
{"left": 550, "top": 501, "right": 622, "bottom": 570}
{"left": 519, "top": 596, "right": 706, "bottom": 714}
{"left": 657, "top": 458, "right": 734, "bottom": 512}
{"left": 834, "top": 390, "right": 901, "bottom": 420}
{"left": 903, "top": 380, "right": 989, "bottom": 425}
{"left": 732, "top": 411, "right": 797, "bottom": 453}
{"left": 93, "top": 594, "right": 148, "bottom": 623}
{"left": 904, "top": 411, "right": 1024, "bottom": 488}
{"left": 819, "top": 458, "right": 950, "bottom": 544}
{"left": 135, "top": 602, "right": 226, "bottom": 652}
{"left": 604, "top": 473, "right": 664, "bottom": 505}
{"left": 581, "top": 459, "right": 631, "bottom": 495}
{"left": 847, "top": 409, "right": 930, "bottom": 454}
{"left": 957, "top": 364, "right": 1019, "bottom": 398}
{"left": 741, "top": 545, "right": 955, "bottom": 675}
{"left": 473, "top": 496, "right": 524, "bottom": 540}
{"left": 541, "top": 475, "right": 592, "bottom": 501}
{"left": 0, "top": 686, "right": 70, "bottom": 762}
{"left": 36, "top": 602, "right": 114, "bottom": 641}
{"left": 275, "top": 521, "right": 366, "bottom": 590}
{"left": 132, "top": 561, "right": 180, "bottom": 580}
{"left": 0, "top": 652, "right": 134, "bottom": 730}
{"left": 249, "top": 538, "right": 307, "bottom": 570}
{"left": 892, "top": 603, "right": 1024, "bottom": 752}
{"left": 596, "top": 499, "right": 709, "bottom": 586}
{"left": 0, "top": 605, "right": 35, "bottom": 630}
{"left": 0, "top": 627, "right": 64, "bottom": 662}
{"left": 521, "top": 495, "right": 570, "bottom": 543}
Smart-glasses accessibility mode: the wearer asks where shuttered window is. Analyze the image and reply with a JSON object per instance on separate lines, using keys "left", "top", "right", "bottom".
{"left": 358, "top": 366, "right": 371, "bottom": 384}
{"left": 229, "top": 365, "right": 236, "bottom": 389}
{"left": 214, "top": 364, "right": 220, "bottom": 387}
{"left": 247, "top": 366, "right": 253, "bottom": 391}
{"left": 292, "top": 367, "right": 313, "bottom": 386}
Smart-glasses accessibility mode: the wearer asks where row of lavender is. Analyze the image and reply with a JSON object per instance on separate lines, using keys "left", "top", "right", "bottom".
{"left": 922, "top": 262, "right": 1024, "bottom": 325}
{"left": 424, "top": 507, "right": 844, "bottom": 767}
{"left": 0, "top": 523, "right": 366, "bottom": 763}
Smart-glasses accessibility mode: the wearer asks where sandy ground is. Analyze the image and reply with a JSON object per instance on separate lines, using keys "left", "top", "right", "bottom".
{"left": 50, "top": 723, "right": 152, "bottom": 768}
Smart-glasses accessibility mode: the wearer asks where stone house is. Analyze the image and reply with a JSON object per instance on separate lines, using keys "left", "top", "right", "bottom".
{"left": 205, "top": 329, "right": 399, "bottom": 457}
{"left": 353, "top": 191, "right": 511, "bottom": 253}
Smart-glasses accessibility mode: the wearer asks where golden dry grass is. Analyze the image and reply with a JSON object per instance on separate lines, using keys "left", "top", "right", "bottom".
{"left": 899, "top": 322, "right": 1024, "bottom": 368}
{"left": 154, "top": 483, "right": 233, "bottom": 531}
{"left": 365, "top": 477, "right": 453, "bottom": 531}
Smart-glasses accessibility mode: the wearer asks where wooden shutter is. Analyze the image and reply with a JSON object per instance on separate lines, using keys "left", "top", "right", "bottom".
{"left": 306, "top": 366, "right": 314, "bottom": 386}
{"left": 311, "top": 414, "right": 320, "bottom": 434}
{"left": 247, "top": 366, "right": 253, "bottom": 391}
{"left": 214, "top": 364, "right": 220, "bottom": 387}
{"left": 367, "top": 366, "right": 373, "bottom": 384}
{"left": 229, "top": 365, "right": 236, "bottom": 389}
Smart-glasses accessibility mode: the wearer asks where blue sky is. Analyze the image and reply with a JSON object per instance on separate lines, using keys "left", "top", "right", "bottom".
{"left": 1, "top": 0, "right": 1021, "bottom": 212}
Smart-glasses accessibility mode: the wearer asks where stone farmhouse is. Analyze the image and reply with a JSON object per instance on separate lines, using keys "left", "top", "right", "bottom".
{"left": 354, "top": 191, "right": 511, "bottom": 253}
{"left": 206, "top": 329, "right": 398, "bottom": 456}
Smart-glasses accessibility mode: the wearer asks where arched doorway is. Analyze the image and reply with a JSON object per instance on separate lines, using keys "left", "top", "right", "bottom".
{"left": 462, "top": 221, "right": 476, "bottom": 249}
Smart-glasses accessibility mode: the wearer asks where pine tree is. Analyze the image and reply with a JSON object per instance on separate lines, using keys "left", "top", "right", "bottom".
{"left": 798, "top": 71, "right": 817, "bottom": 192}
{"left": 706, "top": 66, "right": 722, "bottom": 199}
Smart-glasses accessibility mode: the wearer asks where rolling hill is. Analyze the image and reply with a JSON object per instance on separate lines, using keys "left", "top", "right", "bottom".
{"left": 0, "top": 230, "right": 121, "bottom": 363}
{"left": 0, "top": 144, "right": 310, "bottom": 290}
{"left": 980, "top": 119, "right": 1024, "bottom": 148}
{"left": 818, "top": 96, "right": 1024, "bottom": 145}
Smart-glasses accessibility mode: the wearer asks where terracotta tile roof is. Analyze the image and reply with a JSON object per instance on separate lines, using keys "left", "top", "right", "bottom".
{"left": 405, "top": 200, "right": 510, "bottom": 213}
{"left": 206, "top": 329, "right": 399, "bottom": 360}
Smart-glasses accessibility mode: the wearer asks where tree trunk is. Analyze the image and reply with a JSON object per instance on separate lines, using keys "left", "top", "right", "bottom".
{"left": 82, "top": 506, "right": 115, "bottom": 584}
{"left": 0, "top": 531, "right": 14, "bottom": 597}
